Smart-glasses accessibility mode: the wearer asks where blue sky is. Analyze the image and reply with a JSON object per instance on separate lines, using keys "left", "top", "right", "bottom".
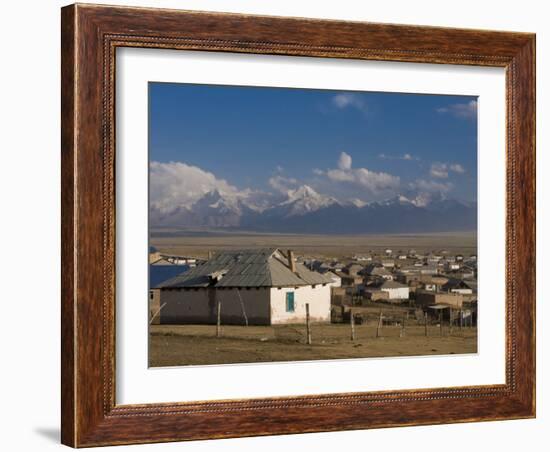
{"left": 149, "top": 82, "right": 477, "bottom": 209}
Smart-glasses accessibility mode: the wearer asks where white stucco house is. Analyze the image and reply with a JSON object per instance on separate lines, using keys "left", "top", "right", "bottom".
{"left": 326, "top": 271, "right": 342, "bottom": 288}
{"left": 378, "top": 280, "right": 410, "bottom": 300}
{"left": 442, "top": 278, "right": 476, "bottom": 295}
{"left": 157, "top": 248, "right": 333, "bottom": 325}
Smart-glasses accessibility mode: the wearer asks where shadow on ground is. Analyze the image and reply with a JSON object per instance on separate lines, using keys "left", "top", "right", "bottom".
{"left": 34, "top": 427, "right": 59, "bottom": 443}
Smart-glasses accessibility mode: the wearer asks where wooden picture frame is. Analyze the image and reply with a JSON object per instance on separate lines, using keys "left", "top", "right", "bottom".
{"left": 61, "top": 3, "right": 535, "bottom": 447}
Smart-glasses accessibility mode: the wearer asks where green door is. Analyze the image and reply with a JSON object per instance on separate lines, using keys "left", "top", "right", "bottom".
{"left": 285, "top": 292, "right": 295, "bottom": 312}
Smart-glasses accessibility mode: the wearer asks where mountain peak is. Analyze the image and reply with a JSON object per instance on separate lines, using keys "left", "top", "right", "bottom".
{"left": 348, "top": 198, "right": 368, "bottom": 208}
{"left": 288, "top": 185, "right": 319, "bottom": 199}
{"left": 192, "top": 189, "right": 241, "bottom": 212}
{"left": 278, "top": 185, "right": 337, "bottom": 216}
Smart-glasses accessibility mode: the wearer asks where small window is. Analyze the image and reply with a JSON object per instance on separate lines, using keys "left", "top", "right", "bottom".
{"left": 285, "top": 292, "right": 295, "bottom": 312}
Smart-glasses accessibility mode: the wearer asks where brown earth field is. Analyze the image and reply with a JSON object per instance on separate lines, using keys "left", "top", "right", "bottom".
{"left": 150, "top": 229, "right": 477, "bottom": 258}
{"left": 150, "top": 231, "right": 477, "bottom": 260}
{"left": 149, "top": 324, "right": 478, "bottom": 367}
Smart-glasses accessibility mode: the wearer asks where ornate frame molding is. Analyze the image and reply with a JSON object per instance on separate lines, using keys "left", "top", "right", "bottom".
{"left": 62, "top": 4, "right": 535, "bottom": 447}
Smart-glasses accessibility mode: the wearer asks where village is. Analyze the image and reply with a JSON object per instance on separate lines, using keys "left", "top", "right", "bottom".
{"left": 148, "top": 245, "right": 478, "bottom": 366}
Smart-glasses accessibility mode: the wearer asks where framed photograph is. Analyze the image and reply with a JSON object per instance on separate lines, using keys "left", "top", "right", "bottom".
{"left": 61, "top": 3, "right": 535, "bottom": 447}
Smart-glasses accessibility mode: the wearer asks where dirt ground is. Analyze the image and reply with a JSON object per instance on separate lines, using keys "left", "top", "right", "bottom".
{"left": 149, "top": 323, "right": 477, "bottom": 367}
{"left": 150, "top": 231, "right": 477, "bottom": 260}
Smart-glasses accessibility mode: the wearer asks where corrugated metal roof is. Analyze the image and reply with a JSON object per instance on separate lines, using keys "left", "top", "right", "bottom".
{"left": 442, "top": 278, "right": 477, "bottom": 291}
{"left": 151, "top": 257, "right": 172, "bottom": 265}
{"left": 293, "top": 262, "right": 335, "bottom": 285}
{"left": 368, "top": 266, "right": 391, "bottom": 276}
{"left": 380, "top": 280, "right": 408, "bottom": 289}
{"left": 157, "top": 248, "right": 333, "bottom": 288}
{"left": 149, "top": 264, "right": 189, "bottom": 288}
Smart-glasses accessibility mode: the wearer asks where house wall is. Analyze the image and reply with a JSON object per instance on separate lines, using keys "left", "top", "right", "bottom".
{"left": 330, "top": 287, "right": 346, "bottom": 305}
{"left": 396, "top": 273, "right": 420, "bottom": 284}
{"left": 159, "top": 287, "right": 272, "bottom": 325}
{"left": 450, "top": 288, "right": 473, "bottom": 295}
{"left": 364, "top": 290, "right": 389, "bottom": 301}
{"left": 341, "top": 276, "right": 363, "bottom": 286}
{"left": 381, "top": 287, "right": 410, "bottom": 300}
{"left": 416, "top": 291, "right": 464, "bottom": 308}
{"left": 270, "top": 285, "right": 331, "bottom": 324}
{"left": 149, "top": 289, "right": 161, "bottom": 325}
{"left": 420, "top": 267, "right": 439, "bottom": 275}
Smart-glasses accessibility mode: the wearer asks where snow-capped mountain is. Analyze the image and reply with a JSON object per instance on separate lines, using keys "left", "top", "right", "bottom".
{"left": 187, "top": 190, "right": 242, "bottom": 227}
{"left": 150, "top": 187, "right": 477, "bottom": 233}
{"left": 273, "top": 185, "right": 338, "bottom": 217}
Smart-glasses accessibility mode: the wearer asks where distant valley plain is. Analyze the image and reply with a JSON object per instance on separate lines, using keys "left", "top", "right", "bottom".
{"left": 150, "top": 230, "right": 477, "bottom": 259}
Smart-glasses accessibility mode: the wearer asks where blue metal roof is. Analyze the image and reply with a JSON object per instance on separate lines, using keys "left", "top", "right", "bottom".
{"left": 149, "top": 264, "right": 189, "bottom": 288}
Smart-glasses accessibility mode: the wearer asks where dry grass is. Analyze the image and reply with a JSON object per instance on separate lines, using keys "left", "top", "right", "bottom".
{"left": 150, "top": 231, "right": 477, "bottom": 260}
{"left": 149, "top": 323, "right": 477, "bottom": 367}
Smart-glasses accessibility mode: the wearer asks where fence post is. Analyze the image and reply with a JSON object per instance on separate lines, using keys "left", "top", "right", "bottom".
{"left": 350, "top": 308, "right": 356, "bottom": 341}
{"left": 376, "top": 310, "right": 383, "bottom": 338}
{"left": 439, "top": 310, "right": 443, "bottom": 337}
{"left": 424, "top": 311, "right": 428, "bottom": 337}
{"left": 216, "top": 299, "right": 222, "bottom": 338}
{"left": 449, "top": 308, "right": 453, "bottom": 335}
{"left": 400, "top": 311, "right": 406, "bottom": 338}
{"left": 306, "top": 303, "right": 312, "bottom": 345}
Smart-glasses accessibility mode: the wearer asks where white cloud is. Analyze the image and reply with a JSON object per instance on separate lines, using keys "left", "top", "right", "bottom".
{"left": 268, "top": 175, "right": 299, "bottom": 195}
{"left": 411, "top": 179, "right": 453, "bottom": 193}
{"left": 410, "top": 192, "right": 432, "bottom": 208}
{"left": 449, "top": 163, "right": 466, "bottom": 174}
{"left": 149, "top": 161, "right": 241, "bottom": 213}
{"left": 337, "top": 151, "right": 353, "bottom": 170}
{"left": 353, "top": 168, "right": 401, "bottom": 192}
{"left": 326, "top": 169, "right": 355, "bottom": 183}
{"left": 430, "top": 162, "right": 449, "bottom": 179}
{"left": 332, "top": 93, "right": 366, "bottom": 112}
{"left": 430, "top": 162, "right": 466, "bottom": 178}
{"left": 379, "top": 152, "right": 419, "bottom": 161}
{"left": 436, "top": 99, "right": 477, "bottom": 119}
{"left": 325, "top": 152, "right": 400, "bottom": 193}
{"left": 404, "top": 179, "right": 455, "bottom": 206}
{"left": 312, "top": 168, "right": 325, "bottom": 176}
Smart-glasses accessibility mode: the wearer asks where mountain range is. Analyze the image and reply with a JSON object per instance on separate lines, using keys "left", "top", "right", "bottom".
{"left": 150, "top": 185, "right": 476, "bottom": 234}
